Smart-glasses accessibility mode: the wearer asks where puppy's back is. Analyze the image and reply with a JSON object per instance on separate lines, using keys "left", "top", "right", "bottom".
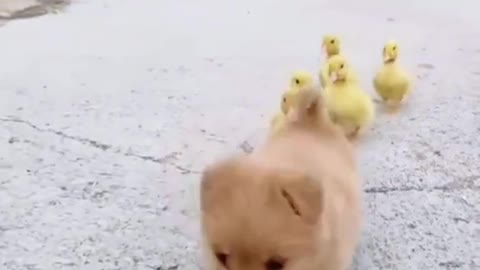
{"left": 201, "top": 86, "right": 362, "bottom": 270}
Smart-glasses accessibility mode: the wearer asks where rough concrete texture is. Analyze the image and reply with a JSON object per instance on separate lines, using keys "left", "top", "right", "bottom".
{"left": 0, "top": 0, "right": 479, "bottom": 269}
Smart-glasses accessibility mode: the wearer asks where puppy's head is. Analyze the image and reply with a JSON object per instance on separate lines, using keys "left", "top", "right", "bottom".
{"left": 200, "top": 156, "right": 324, "bottom": 270}
{"left": 285, "top": 86, "right": 332, "bottom": 132}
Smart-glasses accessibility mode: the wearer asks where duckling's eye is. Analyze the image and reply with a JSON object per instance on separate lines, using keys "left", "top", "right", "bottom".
{"left": 215, "top": 253, "right": 228, "bottom": 267}
{"left": 282, "top": 97, "right": 287, "bottom": 103}
{"left": 295, "top": 78, "right": 300, "bottom": 85}
{"left": 265, "top": 258, "right": 286, "bottom": 270}
{"left": 392, "top": 46, "right": 396, "bottom": 50}
{"left": 340, "top": 64, "right": 344, "bottom": 69}
{"left": 330, "top": 39, "right": 335, "bottom": 44}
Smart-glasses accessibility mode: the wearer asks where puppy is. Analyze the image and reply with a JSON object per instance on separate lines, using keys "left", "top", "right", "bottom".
{"left": 200, "top": 86, "right": 362, "bottom": 270}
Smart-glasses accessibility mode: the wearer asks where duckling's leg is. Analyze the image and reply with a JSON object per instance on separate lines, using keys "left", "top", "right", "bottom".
{"left": 386, "top": 100, "right": 402, "bottom": 115}
{"left": 400, "top": 92, "right": 411, "bottom": 105}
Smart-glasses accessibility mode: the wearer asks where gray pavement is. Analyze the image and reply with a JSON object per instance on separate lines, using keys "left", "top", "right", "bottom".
{"left": 0, "top": 0, "right": 479, "bottom": 269}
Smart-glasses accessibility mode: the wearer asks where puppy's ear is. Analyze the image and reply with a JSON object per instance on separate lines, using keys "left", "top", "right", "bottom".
{"left": 288, "top": 87, "right": 324, "bottom": 122}
{"left": 200, "top": 157, "right": 244, "bottom": 213}
{"left": 273, "top": 170, "right": 323, "bottom": 225}
{"left": 299, "top": 86, "right": 323, "bottom": 117}
{"left": 200, "top": 161, "right": 230, "bottom": 213}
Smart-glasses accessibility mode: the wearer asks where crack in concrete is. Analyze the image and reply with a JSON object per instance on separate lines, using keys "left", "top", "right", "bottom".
{"left": 3, "top": 117, "right": 112, "bottom": 150}
{"left": 125, "top": 150, "right": 180, "bottom": 164}
{"left": 0, "top": 0, "right": 70, "bottom": 20}
{"left": 364, "top": 176, "right": 480, "bottom": 194}
{"left": 438, "top": 260, "right": 465, "bottom": 269}
{"left": 1, "top": 117, "right": 200, "bottom": 174}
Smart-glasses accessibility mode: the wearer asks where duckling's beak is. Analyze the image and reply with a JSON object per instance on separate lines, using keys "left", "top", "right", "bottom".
{"left": 383, "top": 54, "right": 392, "bottom": 62}
{"left": 330, "top": 71, "right": 339, "bottom": 83}
{"left": 383, "top": 50, "right": 395, "bottom": 62}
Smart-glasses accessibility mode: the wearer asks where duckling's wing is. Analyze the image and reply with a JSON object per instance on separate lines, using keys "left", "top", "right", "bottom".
{"left": 373, "top": 72, "right": 390, "bottom": 101}
{"left": 349, "top": 91, "right": 374, "bottom": 126}
{"left": 390, "top": 74, "right": 411, "bottom": 101}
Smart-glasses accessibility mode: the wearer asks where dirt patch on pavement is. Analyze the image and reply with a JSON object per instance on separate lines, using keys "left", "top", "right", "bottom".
{"left": 0, "top": 0, "right": 70, "bottom": 23}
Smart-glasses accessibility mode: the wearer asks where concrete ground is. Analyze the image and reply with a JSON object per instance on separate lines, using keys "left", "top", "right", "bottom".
{"left": 0, "top": 0, "right": 479, "bottom": 269}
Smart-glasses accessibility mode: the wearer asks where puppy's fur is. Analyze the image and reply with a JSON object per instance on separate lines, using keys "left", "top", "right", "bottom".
{"left": 200, "top": 87, "right": 362, "bottom": 270}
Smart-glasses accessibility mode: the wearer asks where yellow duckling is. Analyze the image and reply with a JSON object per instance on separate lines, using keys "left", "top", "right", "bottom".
{"left": 324, "top": 55, "right": 374, "bottom": 139}
{"left": 319, "top": 35, "right": 341, "bottom": 88}
{"left": 373, "top": 40, "right": 412, "bottom": 113}
{"left": 271, "top": 70, "right": 314, "bottom": 134}
{"left": 323, "top": 34, "right": 342, "bottom": 58}
{"left": 319, "top": 35, "right": 359, "bottom": 88}
{"left": 290, "top": 70, "right": 315, "bottom": 88}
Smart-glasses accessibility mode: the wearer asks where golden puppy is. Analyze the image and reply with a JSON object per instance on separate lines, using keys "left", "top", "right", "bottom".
{"left": 200, "top": 86, "right": 362, "bottom": 270}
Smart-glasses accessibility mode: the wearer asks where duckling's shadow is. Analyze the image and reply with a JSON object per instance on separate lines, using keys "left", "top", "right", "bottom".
{"left": 373, "top": 99, "right": 412, "bottom": 117}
